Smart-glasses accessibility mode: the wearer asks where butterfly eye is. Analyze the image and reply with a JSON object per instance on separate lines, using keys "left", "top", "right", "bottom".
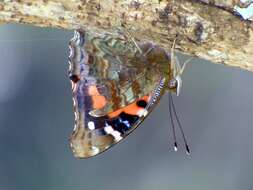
{"left": 169, "top": 78, "right": 178, "bottom": 89}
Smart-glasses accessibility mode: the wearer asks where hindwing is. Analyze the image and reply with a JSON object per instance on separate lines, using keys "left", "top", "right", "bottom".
{"left": 68, "top": 30, "right": 166, "bottom": 158}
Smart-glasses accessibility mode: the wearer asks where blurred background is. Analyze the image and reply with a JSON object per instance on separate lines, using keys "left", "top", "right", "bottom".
{"left": 0, "top": 24, "right": 253, "bottom": 190}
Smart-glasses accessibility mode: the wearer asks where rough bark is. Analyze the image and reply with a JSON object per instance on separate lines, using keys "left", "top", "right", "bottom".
{"left": 0, "top": 0, "right": 252, "bottom": 72}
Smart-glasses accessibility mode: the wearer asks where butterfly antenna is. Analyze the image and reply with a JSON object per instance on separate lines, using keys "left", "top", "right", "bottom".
{"left": 169, "top": 93, "right": 178, "bottom": 152}
{"left": 180, "top": 57, "right": 193, "bottom": 75}
{"left": 171, "top": 39, "right": 177, "bottom": 77}
{"left": 169, "top": 93, "right": 190, "bottom": 155}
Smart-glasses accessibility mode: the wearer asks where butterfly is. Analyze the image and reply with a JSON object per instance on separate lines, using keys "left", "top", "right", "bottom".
{"left": 68, "top": 29, "right": 190, "bottom": 158}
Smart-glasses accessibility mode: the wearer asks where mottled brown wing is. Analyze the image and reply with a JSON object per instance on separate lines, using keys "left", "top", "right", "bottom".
{"left": 68, "top": 30, "right": 165, "bottom": 158}
{"left": 69, "top": 30, "right": 161, "bottom": 116}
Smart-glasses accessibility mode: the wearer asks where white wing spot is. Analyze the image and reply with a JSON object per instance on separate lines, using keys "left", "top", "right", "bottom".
{"left": 137, "top": 109, "right": 148, "bottom": 117}
{"left": 111, "top": 131, "right": 123, "bottom": 141}
{"left": 88, "top": 121, "right": 95, "bottom": 130}
{"left": 104, "top": 125, "right": 123, "bottom": 141}
{"left": 104, "top": 125, "right": 114, "bottom": 133}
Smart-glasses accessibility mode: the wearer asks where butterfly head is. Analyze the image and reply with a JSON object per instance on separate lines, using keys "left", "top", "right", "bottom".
{"left": 167, "top": 40, "right": 191, "bottom": 96}
{"left": 167, "top": 54, "right": 187, "bottom": 96}
{"left": 168, "top": 75, "right": 182, "bottom": 96}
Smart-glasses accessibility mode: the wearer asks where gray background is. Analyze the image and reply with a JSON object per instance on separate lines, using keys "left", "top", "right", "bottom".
{"left": 0, "top": 24, "right": 253, "bottom": 190}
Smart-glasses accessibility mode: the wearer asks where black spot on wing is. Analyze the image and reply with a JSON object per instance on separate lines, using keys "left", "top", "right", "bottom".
{"left": 69, "top": 74, "right": 80, "bottom": 83}
{"left": 107, "top": 112, "right": 139, "bottom": 134}
{"left": 136, "top": 100, "right": 147, "bottom": 108}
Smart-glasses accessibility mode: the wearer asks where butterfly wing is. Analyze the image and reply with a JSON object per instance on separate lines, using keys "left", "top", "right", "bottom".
{"left": 68, "top": 30, "right": 166, "bottom": 158}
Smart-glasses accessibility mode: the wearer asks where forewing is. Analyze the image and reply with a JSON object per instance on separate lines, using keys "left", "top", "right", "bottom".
{"left": 68, "top": 30, "right": 165, "bottom": 158}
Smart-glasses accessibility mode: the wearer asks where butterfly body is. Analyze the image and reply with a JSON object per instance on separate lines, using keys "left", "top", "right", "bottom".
{"left": 68, "top": 30, "right": 181, "bottom": 158}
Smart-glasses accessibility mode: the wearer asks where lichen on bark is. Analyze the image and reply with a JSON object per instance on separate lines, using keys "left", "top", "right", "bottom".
{"left": 0, "top": 0, "right": 252, "bottom": 72}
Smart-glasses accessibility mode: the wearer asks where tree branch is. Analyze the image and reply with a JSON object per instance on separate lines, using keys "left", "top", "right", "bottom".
{"left": 0, "top": 0, "right": 252, "bottom": 72}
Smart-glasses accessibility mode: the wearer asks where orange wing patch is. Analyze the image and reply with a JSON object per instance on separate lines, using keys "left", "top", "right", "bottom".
{"left": 108, "top": 96, "right": 150, "bottom": 118}
{"left": 88, "top": 85, "right": 107, "bottom": 109}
